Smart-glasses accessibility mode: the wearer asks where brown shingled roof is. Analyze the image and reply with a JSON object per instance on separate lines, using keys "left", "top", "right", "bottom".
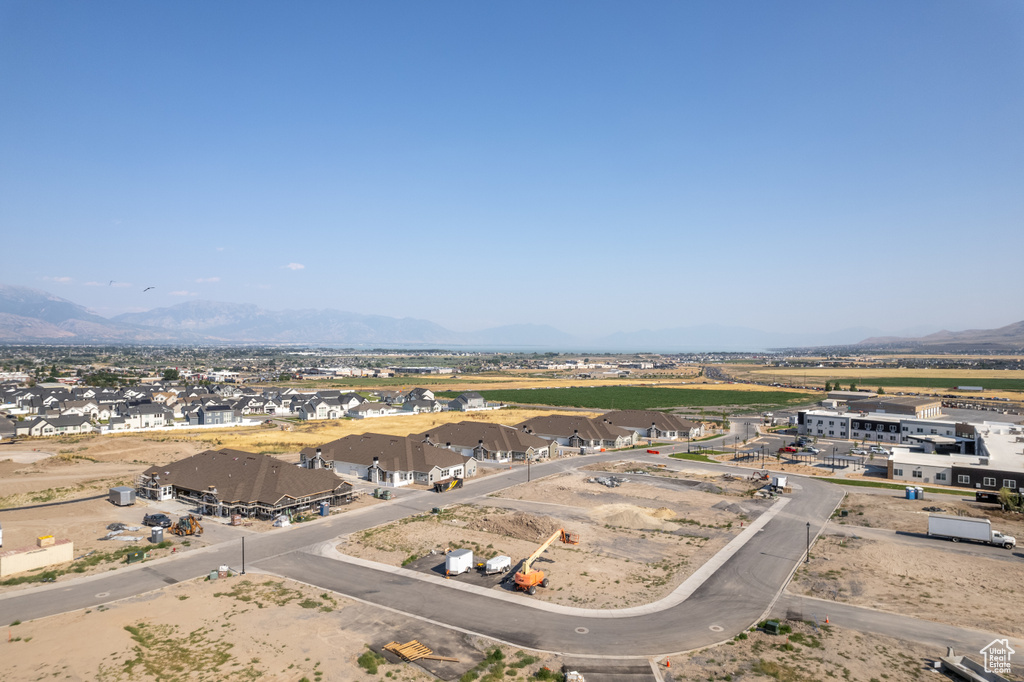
{"left": 303, "top": 434, "right": 468, "bottom": 473}
{"left": 142, "top": 449, "right": 349, "bottom": 506}
{"left": 414, "top": 421, "right": 550, "bottom": 452}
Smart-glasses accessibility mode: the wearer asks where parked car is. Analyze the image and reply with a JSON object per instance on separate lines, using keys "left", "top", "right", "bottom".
{"left": 806, "top": 447, "right": 821, "bottom": 455}
{"left": 779, "top": 446, "right": 798, "bottom": 453}
{"left": 850, "top": 448, "right": 868, "bottom": 455}
{"left": 869, "top": 446, "right": 889, "bottom": 454}
{"left": 143, "top": 513, "right": 172, "bottom": 528}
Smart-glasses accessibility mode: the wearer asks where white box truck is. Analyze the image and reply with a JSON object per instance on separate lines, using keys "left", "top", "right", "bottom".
{"left": 483, "top": 555, "right": 511, "bottom": 575}
{"left": 445, "top": 549, "right": 473, "bottom": 575}
{"left": 927, "top": 514, "right": 1016, "bottom": 549}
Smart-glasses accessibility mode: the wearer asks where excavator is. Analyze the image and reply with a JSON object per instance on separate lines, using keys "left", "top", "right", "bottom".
{"left": 513, "top": 528, "right": 580, "bottom": 595}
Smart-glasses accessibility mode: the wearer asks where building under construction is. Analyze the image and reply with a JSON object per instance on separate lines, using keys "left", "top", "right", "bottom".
{"left": 137, "top": 448, "right": 353, "bottom": 520}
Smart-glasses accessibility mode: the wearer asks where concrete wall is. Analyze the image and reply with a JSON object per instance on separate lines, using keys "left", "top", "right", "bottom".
{"left": 0, "top": 539, "right": 74, "bottom": 577}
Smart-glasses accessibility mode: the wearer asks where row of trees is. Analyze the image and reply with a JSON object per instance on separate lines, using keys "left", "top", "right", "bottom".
{"left": 823, "top": 381, "right": 886, "bottom": 395}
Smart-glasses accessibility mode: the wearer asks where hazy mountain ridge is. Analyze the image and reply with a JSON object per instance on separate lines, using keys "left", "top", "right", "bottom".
{"left": 857, "top": 320, "right": 1024, "bottom": 350}
{"left": 0, "top": 283, "right": 1020, "bottom": 351}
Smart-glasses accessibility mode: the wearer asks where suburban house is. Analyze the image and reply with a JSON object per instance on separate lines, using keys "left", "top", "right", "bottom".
{"left": 297, "top": 398, "right": 346, "bottom": 420}
{"left": 517, "top": 415, "right": 640, "bottom": 450}
{"left": 305, "top": 434, "right": 477, "bottom": 487}
{"left": 137, "top": 448, "right": 353, "bottom": 519}
{"left": 405, "top": 387, "right": 435, "bottom": 402}
{"left": 447, "top": 391, "right": 501, "bottom": 412}
{"left": 15, "top": 415, "right": 95, "bottom": 437}
{"left": 602, "top": 410, "right": 704, "bottom": 440}
{"left": 402, "top": 399, "right": 445, "bottom": 414}
{"left": 417, "top": 421, "right": 551, "bottom": 462}
{"left": 347, "top": 402, "right": 400, "bottom": 419}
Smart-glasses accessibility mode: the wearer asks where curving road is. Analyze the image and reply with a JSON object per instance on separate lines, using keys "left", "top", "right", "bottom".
{"left": 0, "top": 423, "right": 849, "bottom": 657}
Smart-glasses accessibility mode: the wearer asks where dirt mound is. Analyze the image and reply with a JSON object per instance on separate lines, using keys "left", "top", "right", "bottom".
{"left": 591, "top": 504, "right": 674, "bottom": 530}
{"left": 466, "top": 512, "right": 563, "bottom": 542}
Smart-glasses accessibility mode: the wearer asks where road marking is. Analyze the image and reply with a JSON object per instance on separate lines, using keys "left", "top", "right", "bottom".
{"left": 575, "top": 627, "right": 589, "bottom": 634}
{"left": 709, "top": 625, "right": 724, "bottom": 632}
{"left": 95, "top": 592, "right": 109, "bottom": 598}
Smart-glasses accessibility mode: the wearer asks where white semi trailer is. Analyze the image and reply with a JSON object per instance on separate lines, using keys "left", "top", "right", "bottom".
{"left": 927, "top": 514, "right": 1016, "bottom": 549}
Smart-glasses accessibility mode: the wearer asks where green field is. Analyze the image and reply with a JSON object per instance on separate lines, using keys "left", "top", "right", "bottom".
{"left": 438, "top": 386, "right": 816, "bottom": 410}
{"left": 825, "top": 377, "right": 1024, "bottom": 392}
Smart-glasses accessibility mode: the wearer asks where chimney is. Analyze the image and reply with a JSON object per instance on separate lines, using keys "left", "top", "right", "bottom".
{"left": 316, "top": 448, "right": 322, "bottom": 458}
{"left": 446, "top": 442, "right": 451, "bottom": 448}
{"left": 373, "top": 456, "right": 379, "bottom": 467}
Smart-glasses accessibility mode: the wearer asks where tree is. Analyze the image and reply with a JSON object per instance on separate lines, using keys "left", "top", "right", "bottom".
{"left": 162, "top": 368, "right": 180, "bottom": 381}
{"left": 876, "top": 387, "right": 885, "bottom": 395}
{"left": 849, "top": 383, "right": 857, "bottom": 392}
{"left": 721, "top": 411, "right": 730, "bottom": 431}
{"left": 824, "top": 381, "right": 832, "bottom": 392}
{"left": 278, "top": 372, "right": 292, "bottom": 382}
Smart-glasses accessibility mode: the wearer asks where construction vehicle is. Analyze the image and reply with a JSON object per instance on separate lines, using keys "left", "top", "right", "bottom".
{"left": 170, "top": 514, "right": 203, "bottom": 537}
{"left": 433, "top": 477, "right": 463, "bottom": 493}
{"left": 514, "top": 529, "right": 579, "bottom": 595}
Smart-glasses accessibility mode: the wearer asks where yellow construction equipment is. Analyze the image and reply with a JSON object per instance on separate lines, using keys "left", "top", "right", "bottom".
{"left": 170, "top": 514, "right": 203, "bottom": 536}
{"left": 514, "top": 528, "right": 579, "bottom": 595}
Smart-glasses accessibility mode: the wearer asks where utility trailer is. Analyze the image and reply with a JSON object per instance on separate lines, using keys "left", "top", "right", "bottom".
{"left": 445, "top": 549, "right": 473, "bottom": 576}
{"left": 481, "top": 555, "right": 511, "bottom": 575}
{"left": 927, "top": 514, "right": 1016, "bottom": 549}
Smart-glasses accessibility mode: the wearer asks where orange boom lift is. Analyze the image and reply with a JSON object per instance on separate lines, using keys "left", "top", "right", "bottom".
{"left": 514, "top": 529, "right": 580, "bottom": 595}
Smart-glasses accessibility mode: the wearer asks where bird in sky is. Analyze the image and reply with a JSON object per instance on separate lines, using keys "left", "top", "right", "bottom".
{"left": 108, "top": 280, "right": 114, "bottom": 286}
{"left": 143, "top": 286, "right": 155, "bottom": 292}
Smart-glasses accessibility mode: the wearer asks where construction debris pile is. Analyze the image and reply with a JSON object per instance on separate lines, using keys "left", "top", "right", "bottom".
{"left": 383, "top": 640, "right": 458, "bottom": 663}
{"left": 466, "top": 512, "right": 562, "bottom": 542}
{"left": 588, "top": 476, "right": 628, "bottom": 488}
{"left": 101, "top": 523, "right": 144, "bottom": 542}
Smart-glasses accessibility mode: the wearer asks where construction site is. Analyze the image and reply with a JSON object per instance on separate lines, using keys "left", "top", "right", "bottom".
{"left": 341, "top": 465, "right": 772, "bottom": 609}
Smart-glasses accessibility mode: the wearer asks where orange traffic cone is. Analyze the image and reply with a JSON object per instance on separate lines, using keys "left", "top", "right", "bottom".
{"left": 665, "top": 659, "right": 671, "bottom": 668}
{"left": 825, "top": 615, "right": 829, "bottom": 624}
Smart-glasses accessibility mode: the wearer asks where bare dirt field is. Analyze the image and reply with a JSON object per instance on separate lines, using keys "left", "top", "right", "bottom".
{"left": 670, "top": 619, "right": 1024, "bottom": 681}
{"left": 341, "top": 467, "right": 772, "bottom": 609}
{"left": 791, "top": 533, "right": 1023, "bottom": 637}
{"left": 835, "top": 491, "right": 1024, "bottom": 537}
{"left": 0, "top": 575, "right": 563, "bottom": 682}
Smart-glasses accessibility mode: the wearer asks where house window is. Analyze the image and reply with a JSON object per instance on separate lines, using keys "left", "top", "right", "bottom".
{"left": 829, "top": 421, "right": 834, "bottom": 426}
{"left": 890, "top": 436, "right": 896, "bottom": 441}
{"left": 983, "top": 477, "right": 996, "bottom": 487}
{"left": 893, "top": 468, "right": 903, "bottom": 476}
{"left": 828, "top": 431, "right": 834, "bottom": 436}
{"left": 912, "top": 470, "right": 923, "bottom": 478}
{"left": 1004, "top": 480, "right": 1017, "bottom": 489}
{"left": 957, "top": 475, "right": 970, "bottom": 484}
{"left": 917, "top": 428, "right": 923, "bottom": 433}
{"left": 935, "top": 473, "right": 947, "bottom": 481}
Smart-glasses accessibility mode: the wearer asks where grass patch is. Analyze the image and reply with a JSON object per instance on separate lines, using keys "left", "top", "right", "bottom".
{"left": 823, "top": 478, "right": 968, "bottom": 496}
{"left": 117, "top": 622, "right": 239, "bottom": 679}
{"left": 670, "top": 452, "right": 717, "bottom": 463}
{"left": 437, "top": 386, "right": 816, "bottom": 410}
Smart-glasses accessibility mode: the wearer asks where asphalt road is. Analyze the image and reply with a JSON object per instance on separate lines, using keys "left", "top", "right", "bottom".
{"left": 1, "top": 424, "right": 1002, "bottom": 659}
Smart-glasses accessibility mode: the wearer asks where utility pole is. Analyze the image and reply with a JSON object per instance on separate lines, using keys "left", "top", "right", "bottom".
{"left": 805, "top": 522, "right": 810, "bottom": 563}
{"left": 241, "top": 536, "right": 246, "bottom": 575}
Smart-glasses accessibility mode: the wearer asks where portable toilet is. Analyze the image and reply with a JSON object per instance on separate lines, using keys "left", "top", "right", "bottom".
{"left": 150, "top": 526, "right": 164, "bottom": 543}
{"left": 915, "top": 487, "right": 924, "bottom": 500}
{"left": 319, "top": 501, "right": 330, "bottom": 517}
{"left": 905, "top": 486, "right": 914, "bottom": 499}
{"left": 109, "top": 486, "right": 136, "bottom": 506}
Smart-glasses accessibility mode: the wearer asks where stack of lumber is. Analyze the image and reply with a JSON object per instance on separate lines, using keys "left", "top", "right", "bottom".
{"left": 383, "top": 640, "right": 459, "bottom": 662}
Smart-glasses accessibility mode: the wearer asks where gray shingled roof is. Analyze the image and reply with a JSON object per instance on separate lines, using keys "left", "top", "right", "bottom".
{"left": 517, "top": 414, "right": 634, "bottom": 441}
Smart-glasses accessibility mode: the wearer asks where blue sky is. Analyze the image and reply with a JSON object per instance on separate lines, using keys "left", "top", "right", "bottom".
{"left": 2, "top": 1, "right": 1022, "bottom": 338}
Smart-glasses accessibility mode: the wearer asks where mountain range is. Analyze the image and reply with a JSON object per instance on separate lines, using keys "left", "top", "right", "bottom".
{"left": 1, "top": 283, "right": 1021, "bottom": 351}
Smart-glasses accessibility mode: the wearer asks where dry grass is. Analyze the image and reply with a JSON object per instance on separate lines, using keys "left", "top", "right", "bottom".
{"left": 750, "top": 368, "right": 1024, "bottom": 380}
{"left": 168, "top": 407, "right": 601, "bottom": 453}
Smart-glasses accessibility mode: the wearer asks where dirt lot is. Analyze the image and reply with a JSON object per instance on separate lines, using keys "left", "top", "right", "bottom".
{"left": 0, "top": 575, "right": 563, "bottom": 682}
{"left": 835, "top": 491, "right": 1024, "bottom": 537}
{"left": 791, "top": 533, "right": 1024, "bottom": 638}
{"left": 342, "top": 467, "right": 772, "bottom": 609}
{"left": 669, "top": 619, "right": 1023, "bottom": 681}
{"left": 786, "top": 491, "right": 1024, "bottom": 641}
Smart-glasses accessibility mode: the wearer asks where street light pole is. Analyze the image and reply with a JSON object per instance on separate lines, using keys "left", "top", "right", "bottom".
{"left": 241, "top": 536, "right": 246, "bottom": 575}
{"left": 805, "top": 521, "right": 810, "bottom": 563}
{"left": 528, "top": 456, "right": 531, "bottom": 482}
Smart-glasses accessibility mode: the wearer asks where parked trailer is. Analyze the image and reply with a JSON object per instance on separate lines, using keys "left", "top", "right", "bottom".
{"left": 927, "top": 514, "right": 1016, "bottom": 549}
{"left": 445, "top": 549, "right": 473, "bottom": 576}
{"left": 482, "top": 555, "right": 511, "bottom": 575}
